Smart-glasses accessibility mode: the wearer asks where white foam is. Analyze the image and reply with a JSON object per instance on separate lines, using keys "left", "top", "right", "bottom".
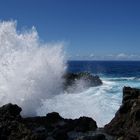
{"left": 37, "top": 79, "right": 122, "bottom": 127}
{"left": 104, "top": 77, "right": 136, "bottom": 81}
{"left": 0, "top": 21, "right": 66, "bottom": 116}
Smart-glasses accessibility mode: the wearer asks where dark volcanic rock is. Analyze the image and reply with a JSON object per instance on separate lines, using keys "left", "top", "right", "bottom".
{"left": 46, "top": 112, "right": 63, "bottom": 123}
{"left": 0, "top": 104, "right": 98, "bottom": 140}
{"left": 77, "top": 134, "right": 107, "bottom": 140}
{"left": 74, "top": 117, "right": 97, "bottom": 132}
{"left": 0, "top": 103, "right": 22, "bottom": 118}
{"left": 0, "top": 87, "right": 139, "bottom": 140}
{"left": 104, "top": 86, "right": 140, "bottom": 140}
{"left": 53, "top": 129, "right": 68, "bottom": 140}
{"left": 63, "top": 72, "right": 102, "bottom": 89}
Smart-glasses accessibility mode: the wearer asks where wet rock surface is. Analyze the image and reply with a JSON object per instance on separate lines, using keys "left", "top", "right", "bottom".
{"left": 0, "top": 104, "right": 98, "bottom": 140}
{"left": 63, "top": 72, "right": 103, "bottom": 89}
{"left": 0, "top": 87, "right": 139, "bottom": 140}
{"left": 104, "top": 87, "right": 140, "bottom": 140}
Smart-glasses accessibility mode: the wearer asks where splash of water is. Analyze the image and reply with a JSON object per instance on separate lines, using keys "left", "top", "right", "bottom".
{"left": 37, "top": 79, "right": 122, "bottom": 127}
{"left": 0, "top": 21, "right": 123, "bottom": 127}
{"left": 0, "top": 21, "right": 66, "bottom": 116}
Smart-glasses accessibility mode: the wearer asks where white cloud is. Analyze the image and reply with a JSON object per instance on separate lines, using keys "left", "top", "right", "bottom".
{"left": 68, "top": 53, "right": 140, "bottom": 60}
{"left": 116, "top": 53, "right": 127, "bottom": 58}
{"left": 89, "top": 53, "right": 94, "bottom": 57}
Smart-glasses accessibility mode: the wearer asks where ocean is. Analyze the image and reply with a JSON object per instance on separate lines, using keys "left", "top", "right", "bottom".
{"left": 68, "top": 60, "right": 140, "bottom": 78}
{"left": 1, "top": 21, "right": 140, "bottom": 127}
{"left": 38, "top": 61, "right": 140, "bottom": 127}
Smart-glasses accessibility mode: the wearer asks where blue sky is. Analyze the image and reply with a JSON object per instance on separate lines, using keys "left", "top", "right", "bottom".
{"left": 0, "top": 0, "right": 140, "bottom": 60}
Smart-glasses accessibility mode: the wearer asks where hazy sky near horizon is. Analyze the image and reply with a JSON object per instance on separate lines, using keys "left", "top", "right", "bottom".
{"left": 0, "top": 0, "right": 140, "bottom": 60}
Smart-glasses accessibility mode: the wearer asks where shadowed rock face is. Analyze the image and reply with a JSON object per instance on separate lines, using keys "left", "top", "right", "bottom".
{"left": 0, "top": 103, "right": 22, "bottom": 118}
{"left": 0, "top": 87, "right": 139, "bottom": 140}
{"left": 104, "top": 87, "right": 140, "bottom": 140}
{"left": 63, "top": 72, "right": 103, "bottom": 89}
{"left": 0, "top": 104, "right": 98, "bottom": 140}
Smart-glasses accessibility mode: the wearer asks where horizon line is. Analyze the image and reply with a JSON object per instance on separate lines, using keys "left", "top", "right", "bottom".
{"left": 68, "top": 60, "right": 140, "bottom": 62}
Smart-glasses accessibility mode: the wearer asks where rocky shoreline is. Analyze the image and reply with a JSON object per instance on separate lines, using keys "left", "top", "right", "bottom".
{"left": 0, "top": 87, "right": 139, "bottom": 140}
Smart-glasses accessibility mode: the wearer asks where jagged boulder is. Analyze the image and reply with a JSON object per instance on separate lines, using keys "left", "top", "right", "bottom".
{"left": 63, "top": 72, "right": 102, "bottom": 89}
{"left": 46, "top": 112, "right": 63, "bottom": 123}
{"left": 0, "top": 103, "right": 33, "bottom": 140}
{"left": 104, "top": 87, "right": 140, "bottom": 140}
{"left": 0, "top": 103, "right": 22, "bottom": 118}
{"left": 0, "top": 103, "right": 98, "bottom": 140}
{"left": 73, "top": 117, "right": 97, "bottom": 132}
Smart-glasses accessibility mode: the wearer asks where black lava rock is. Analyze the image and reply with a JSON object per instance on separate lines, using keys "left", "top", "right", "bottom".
{"left": 63, "top": 72, "right": 102, "bottom": 89}
{"left": 104, "top": 87, "right": 140, "bottom": 140}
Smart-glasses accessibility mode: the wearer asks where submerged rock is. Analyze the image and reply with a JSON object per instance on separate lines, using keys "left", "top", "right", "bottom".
{"left": 63, "top": 72, "right": 102, "bottom": 90}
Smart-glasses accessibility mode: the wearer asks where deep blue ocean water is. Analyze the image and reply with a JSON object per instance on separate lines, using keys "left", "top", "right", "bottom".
{"left": 68, "top": 61, "right": 140, "bottom": 88}
{"left": 68, "top": 61, "right": 140, "bottom": 78}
